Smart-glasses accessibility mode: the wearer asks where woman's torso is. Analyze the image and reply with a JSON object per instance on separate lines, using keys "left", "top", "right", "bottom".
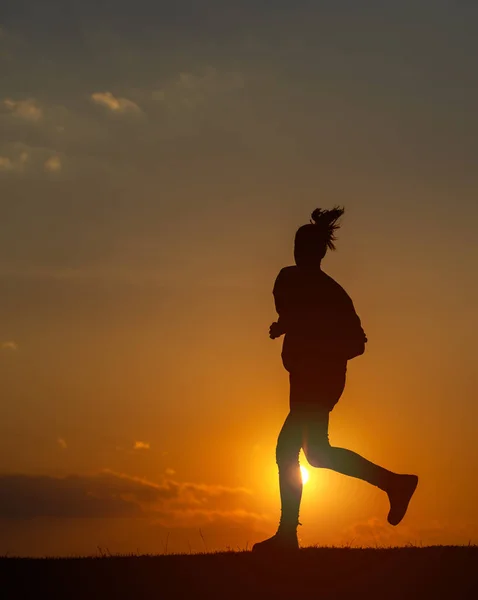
{"left": 274, "top": 266, "right": 353, "bottom": 373}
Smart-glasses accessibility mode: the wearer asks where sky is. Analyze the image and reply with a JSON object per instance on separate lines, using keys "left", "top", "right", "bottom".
{"left": 1, "top": 0, "right": 478, "bottom": 556}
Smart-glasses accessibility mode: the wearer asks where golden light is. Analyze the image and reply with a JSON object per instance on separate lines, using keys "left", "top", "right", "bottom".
{"left": 300, "top": 465, "right": 309, "bottom": 484}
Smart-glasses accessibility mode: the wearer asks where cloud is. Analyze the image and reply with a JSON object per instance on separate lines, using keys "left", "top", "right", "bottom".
{"left": 3, "top": 98, "right": 43, "bottom": 122}
{"left": 0, "top": 156, "right": 14, "bottom": 171}
{"left": 0, "top": 69, "right": 244, "bottom": 180}
{"left": 0, "top": 471, "right": 260, "bottom": 526}
{"left": 165, "top": 468, "right": 176, "bottom": 476}
{"left": 44, "top": 154, "right": 62, "bottom": 173}
{"left": 133, "top": 441, "right": 150, "bottom": 450}
{"left": 1, "top": 341, "right": 19, "bottom": 351}
{"left": 57, "top": 438, "right": 67, "bottom": 449}
{"left": 91, "top": 92, "right": 141, "bottom": 114}
{"left": 151, "top": 508, "right": 267, "bottom": 528}
{"left": 0, "top": 150, "right": 28, "bottom": 173}
{"left": 342, "top": 517, "right": 412, "bottom": 547}
{"left": 0, "top": 472, "right": 174, "bottom": 519}
{"left": 0, "top": 142, "right": 64, "bottom": 177}
{"left": 342, "top": 517, "right": 478, "bottom": 548}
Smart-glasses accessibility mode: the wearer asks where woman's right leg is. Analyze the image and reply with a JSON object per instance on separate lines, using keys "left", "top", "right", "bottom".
{"left": 303, "top": 409, "right": 396, "bottom": 489}
{"left": 303, "top": 412, "right": 418, "bottom": 525}
{"left": 291, "top": 367, "right": 418, "bottom": 526}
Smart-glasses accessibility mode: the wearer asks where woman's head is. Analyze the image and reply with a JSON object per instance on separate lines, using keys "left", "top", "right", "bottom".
{"left": 294, "top": 206, "right": 345, "bottom": 266}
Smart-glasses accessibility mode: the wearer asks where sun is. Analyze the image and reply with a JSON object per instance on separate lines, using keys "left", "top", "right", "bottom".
{"left": 300, "top": 465, "right": 309, "bottom": 484}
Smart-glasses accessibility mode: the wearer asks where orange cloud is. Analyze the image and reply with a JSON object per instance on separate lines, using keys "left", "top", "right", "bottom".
{"left": 44, "top": 155, "right": 62, "bottom": 173}
{"left": 133, "top": 441, "right": 150, "bottom": 450}
{"left": 0, "top": 470, "right": 262, "bottom": 528}
{"left": 91, "top": 92, "right": 141, "bottom": 114}
{"left": 151, "top": 508, "right": 268, "bottom": 528}
{"left": 3, "top": 98, "right": 43, "bottom": 122}
{"left": 0, "top": 156, "right": 14, "bottom": 171}
{"left": 341, "top": 517, "right": 478, "bottom": 548}
{"left": 0, "top": 151, "right": 28, "bottom": 173}
{"left": 2, "top": 341, "right": 19, "bottom": 351}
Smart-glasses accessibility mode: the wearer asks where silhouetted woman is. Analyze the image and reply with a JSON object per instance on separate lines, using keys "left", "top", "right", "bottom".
{"left": 253, "top": 207, "right": 418, "bottom": 552}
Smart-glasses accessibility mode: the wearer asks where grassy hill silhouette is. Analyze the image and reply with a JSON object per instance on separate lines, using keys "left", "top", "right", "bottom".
{"left": 2, "top": 546, "right": 477, "bottom": 599}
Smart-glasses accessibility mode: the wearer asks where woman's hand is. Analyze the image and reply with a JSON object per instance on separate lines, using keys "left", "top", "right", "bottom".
{"left": 269, "top": 321, "right": 285, "bottom": 339}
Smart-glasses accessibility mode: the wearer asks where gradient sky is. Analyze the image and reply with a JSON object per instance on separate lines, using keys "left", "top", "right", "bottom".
{"left": 1, "top": 0, "right": 478, "bottom": 556}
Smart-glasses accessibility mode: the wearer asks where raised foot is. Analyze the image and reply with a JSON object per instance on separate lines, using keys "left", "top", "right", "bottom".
{"left": 387, "top": 474, "right": 419, "bottom": 526}
{"left": 252, "top": 532, "right": 300, "bottom": 554}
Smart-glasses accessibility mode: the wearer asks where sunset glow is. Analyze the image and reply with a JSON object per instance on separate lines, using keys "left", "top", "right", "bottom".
{"left": 1, "top": 0, "right": 477, "bottom": 558}
{"left": 300, "top": 466, "right": 310, "bottom": 485}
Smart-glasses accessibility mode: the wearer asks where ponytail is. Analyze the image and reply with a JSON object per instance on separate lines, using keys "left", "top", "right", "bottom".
{"left": 309, "top": 206, "right": 345, "bottom": 251}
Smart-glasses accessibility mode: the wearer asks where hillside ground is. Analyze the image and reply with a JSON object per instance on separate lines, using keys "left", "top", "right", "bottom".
{"left": 1, "top": 546, "right": 477, "bottom": 599}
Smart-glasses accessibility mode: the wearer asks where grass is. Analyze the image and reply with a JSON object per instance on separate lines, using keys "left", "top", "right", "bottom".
{"left": 1, "top": 546, "right": 477, "bottom": 599}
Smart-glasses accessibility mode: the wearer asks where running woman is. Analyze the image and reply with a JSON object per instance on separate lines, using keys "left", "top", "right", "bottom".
{"left": 253, "top": 207, "right": 418, "bottom": 552}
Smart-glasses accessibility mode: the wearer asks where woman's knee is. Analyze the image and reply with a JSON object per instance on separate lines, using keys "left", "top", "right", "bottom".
{"left": 275, "top": 439, "right": 300, "bottom": 468}
{"left": 304, "top": 442, "right": 332, "bottom": 468}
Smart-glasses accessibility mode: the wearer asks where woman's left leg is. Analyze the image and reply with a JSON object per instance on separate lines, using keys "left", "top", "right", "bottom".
{"left": 275, "top": 410, "right": 304, "bottom": 534}
{"left": 252, "top": 410, "right": 304, "bottom": 552}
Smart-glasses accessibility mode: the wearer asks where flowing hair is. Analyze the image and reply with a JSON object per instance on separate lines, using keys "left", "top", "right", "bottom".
{"left": 309, "top": 206, "right": 345, "bottom": 251}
